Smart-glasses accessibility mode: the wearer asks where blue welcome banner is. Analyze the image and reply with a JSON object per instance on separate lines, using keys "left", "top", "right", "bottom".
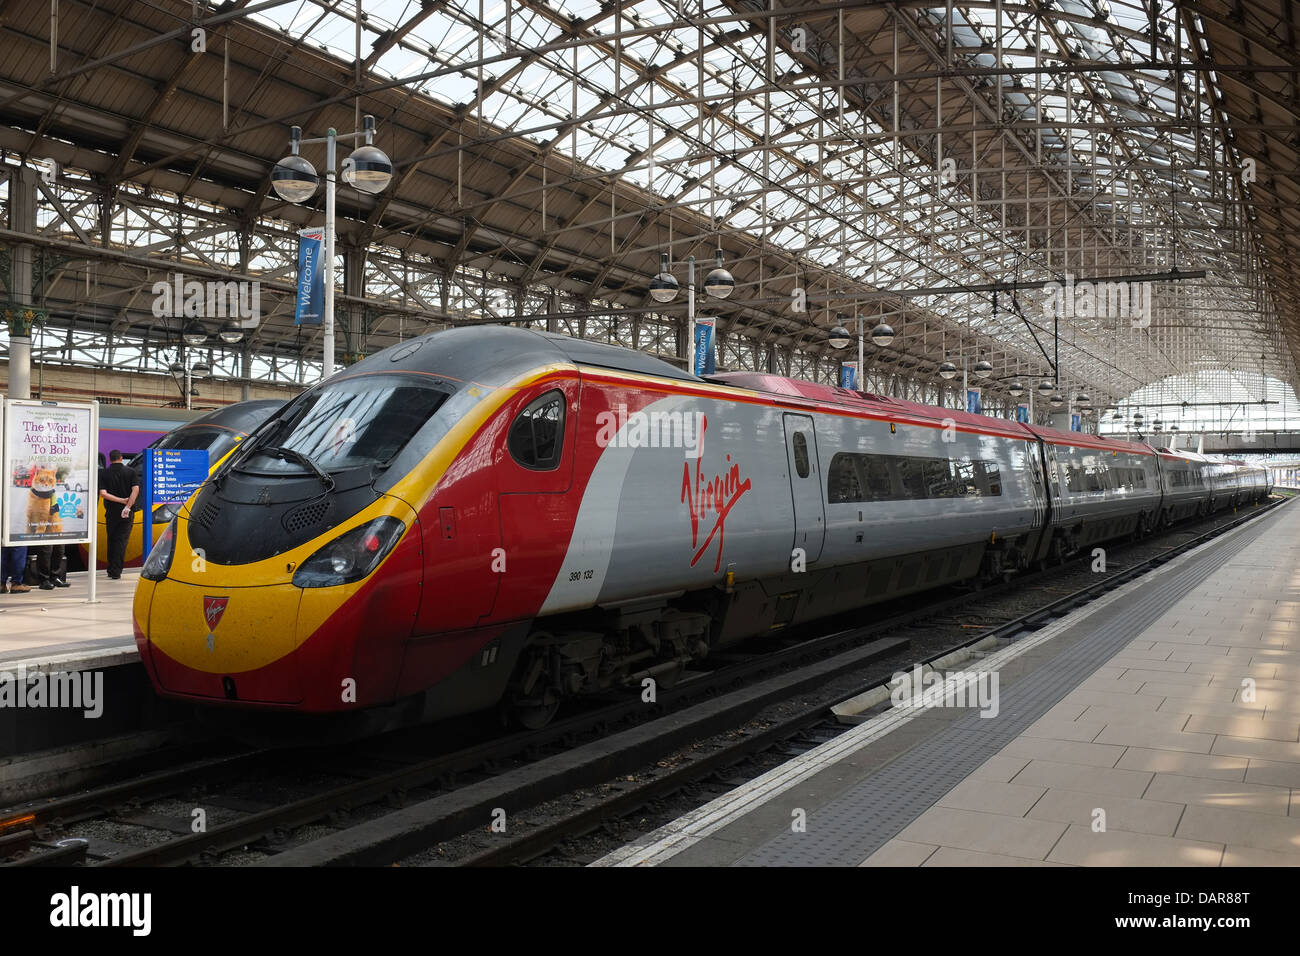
{"left": 1071, "top": 413, "right": 1081, "bottom": 432}
{"left": 839, "top": 362, "right": 858, "bottom": 389}
{"left": 693, "top": 317, "right": 715, "bottom": 376}
{"left": 966, "top": 388, "right": 982, "bottom": 415}
{"left": 294, "top": 228, "right": 325, "bottom": 326}
{"left": 1016, "top": 403, "right": 1030, "bottom": 423}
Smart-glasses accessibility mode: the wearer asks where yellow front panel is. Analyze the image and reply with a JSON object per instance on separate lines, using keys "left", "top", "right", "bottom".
{"left": 148, "top": 580, "right": 304, "bottom": 672}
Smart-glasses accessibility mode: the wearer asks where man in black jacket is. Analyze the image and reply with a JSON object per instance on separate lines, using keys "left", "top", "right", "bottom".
{"left": 100, "top": 449, "right": 140, "bottom": 580}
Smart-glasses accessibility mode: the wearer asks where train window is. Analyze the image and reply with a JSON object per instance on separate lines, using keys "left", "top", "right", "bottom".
{"left": 952, "top": 458, "right": 978, "bottom": 496}
{"left": 923, "top": 457, "right": 953, "bottom": 495}
{"left": 1083, "top": 459, "right": 1106, "bottom": 493}
{"left": 864, "top": 455, "right": 892, "bottom": 499}
{"left": 979, "top": 461, "right": 1002, "bottom": 496}
{"left": 827, "top": 454, "right": 862, "bottom": 502}
{"left": 895, "top": 457, "right": 927, "bottom": 498}
{"left": 1065, "top": 464, "right": 1084, "bottom": 493}
{"left": 508, "top": 390, "right": 566, "bottom": 470}
{"left": 827, "top": 453, "right": 1003, "bottom": 502}
{"left": 238, "top": 377, "right": 449, "bottom": 475}
{"left": 792, "top": 432, "right": 810, "bottom": 478}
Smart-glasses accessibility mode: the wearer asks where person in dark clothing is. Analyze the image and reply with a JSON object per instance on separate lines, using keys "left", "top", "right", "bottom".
{"left": 35, "top": 541, "right": 68, "bottom": 589}
{"left": 100, "top": 449, "right": 140, "bottom": 580}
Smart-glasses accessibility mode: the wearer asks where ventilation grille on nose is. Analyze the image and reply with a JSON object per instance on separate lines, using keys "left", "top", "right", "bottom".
{"left": 282, "top": 498, "right": 332, "bottom": 533}
{"left": 193, "top": 500, "right": 221, "bottom": 530}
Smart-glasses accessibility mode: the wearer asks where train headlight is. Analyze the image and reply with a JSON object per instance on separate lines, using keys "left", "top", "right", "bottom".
{"left": 293, "top": 516, "right": 406, "bottom": 588}
{"left": 152, "top": 500, "right": 183, "bottom": 525}
{"left": 142, "top": 518, "right": 177, "bottom": 582}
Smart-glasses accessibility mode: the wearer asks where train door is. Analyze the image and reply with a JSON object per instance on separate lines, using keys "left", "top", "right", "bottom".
{"left": 492, "top": 379, "right": 581, "bottom": 622}
{"left": 1045, "top": 444, "right": 1064, "bottom": 502}
{"left": 1025, "top": 438, "right": 1049, "bottom": 525}
{"left": 782, "top": 414, "right": 825, "bottom": 564}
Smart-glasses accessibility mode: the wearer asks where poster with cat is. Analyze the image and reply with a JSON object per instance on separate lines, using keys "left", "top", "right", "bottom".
{"left": 2, "top": 400, "right": 97, "bottom": 546}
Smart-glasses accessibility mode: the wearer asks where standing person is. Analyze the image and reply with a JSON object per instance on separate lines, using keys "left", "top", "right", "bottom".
{"left": 99, "top": 449, "right": 140, "bottom": 580}
{"left": 0, "top": 546, "right": 30, "bottom": 593}
{"left": 35, "top": 534, "right": 68, "bottom": 589}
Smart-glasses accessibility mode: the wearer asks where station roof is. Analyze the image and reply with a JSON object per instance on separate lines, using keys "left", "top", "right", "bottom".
{"left": 1, "top": 0, "right": 1297, "bottom": 411}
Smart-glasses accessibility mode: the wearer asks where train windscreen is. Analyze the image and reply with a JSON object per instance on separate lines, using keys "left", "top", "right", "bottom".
{"left": 234, "top": 375, "right": 449, "bottom": 477}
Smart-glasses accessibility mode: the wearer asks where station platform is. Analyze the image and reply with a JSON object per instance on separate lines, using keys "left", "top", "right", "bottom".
{"left": 597, "top": 500, "right": 1300, "bottom": 867}
{"left": 0, "top": 570, "right": 140, "bottom": 673}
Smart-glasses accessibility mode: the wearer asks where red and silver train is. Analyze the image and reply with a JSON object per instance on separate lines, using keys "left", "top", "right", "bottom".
{"left": 132, "top": 327, "right": 1271, "bottom": 727}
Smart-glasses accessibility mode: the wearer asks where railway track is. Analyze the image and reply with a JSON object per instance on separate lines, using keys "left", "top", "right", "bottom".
{"left": 0, "top": 499, "right": 1280, "bottom": 867}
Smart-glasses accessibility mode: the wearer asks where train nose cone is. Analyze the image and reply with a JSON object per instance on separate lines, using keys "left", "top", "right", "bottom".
{"left": 145, "top": 580, "right": 307, "bottom": 704}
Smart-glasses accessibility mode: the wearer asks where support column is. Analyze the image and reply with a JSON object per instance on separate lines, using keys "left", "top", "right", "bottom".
{"left": 240, "top": 345, "right": 251, "bottom": 401}
{"left": 6, "top": 167, "right": 38, "bottom": 399}
{"left": 342, "top": 243, "right": 367, "bottom": 365}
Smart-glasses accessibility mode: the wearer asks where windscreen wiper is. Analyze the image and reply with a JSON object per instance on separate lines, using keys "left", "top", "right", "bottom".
{"left": 260, "top": 445, "right": 336, "bottom": 492}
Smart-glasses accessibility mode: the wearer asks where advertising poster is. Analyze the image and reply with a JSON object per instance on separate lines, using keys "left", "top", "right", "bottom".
{"left": 966, "top": 388, "right": 982, "bottom": 415}
{"left": 1016, "top": 403, "right": 1030, "bottom": 423}
{"left": 3, "top": 400, "right": 97, "bottom": 546}
{"left": 839, "top": 361, "right": 858, "bottom": 390}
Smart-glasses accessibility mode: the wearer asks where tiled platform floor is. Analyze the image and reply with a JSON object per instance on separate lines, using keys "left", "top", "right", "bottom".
{"left": 865, "top": 503, "right": 1300, "bottom": 866}
{"left": 0, "top": 570, "right": 139, "bottom": 669}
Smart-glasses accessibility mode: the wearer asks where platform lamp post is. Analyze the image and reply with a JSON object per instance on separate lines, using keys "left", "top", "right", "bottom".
{"left": 649, "top": 250, "right": 734, "bottom": 373}
{"left": 169, "top": 355, "right": 212, "bottom": 411}
{"left": 271, "top": 115, "right": 393, "bottom": 379}
{"left": 173, "top": 319, "right": 244, "bottom": 408}
{"left": 827, "top": 319, "right": 852, "bottom": 385}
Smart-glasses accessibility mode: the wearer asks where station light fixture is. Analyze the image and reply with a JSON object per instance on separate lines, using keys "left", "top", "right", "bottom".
{"left": 340, "top": 116, "right": 394, "bottom": 194}
{"left": 827, "top": 321, "right": 851, "bottom": 350}
{"left": 869, "top": 322, "right": 895, "bottom": 347}
{"left": 270, "top": 127, "right": 319, "bottom": 204}
{"left": 649, "top": 253, "right": 679, "bottom": 303}
{"left": 182, "top": 321, "right": 209, "bottom": 346}
{"left": 703, "top": 249, "right": 734, "bottom": 299}
{"left": 939, "top": 355, "right": 958, "bottom": 380}
{"left": 1008, "top": 380, "right": 1025, "bottom": 397}
{"left": 973, "top": 354, "right": 993, "bottom": 379}
{"left": 218, "top": 321, "right": 244, "bottom": 345}
{"left": 1037, "top": 379, "right": 1055, "bottom": 397}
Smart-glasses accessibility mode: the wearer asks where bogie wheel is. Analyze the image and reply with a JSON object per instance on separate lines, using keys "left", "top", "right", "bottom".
{"left": 508, "top": 636, "right": 563, "bottom": 730}
{"left": 652, "top": 661, "right": 686, "bottom": 690}
{"left": 512, "top": 689, "right": 561, "bottom": 730}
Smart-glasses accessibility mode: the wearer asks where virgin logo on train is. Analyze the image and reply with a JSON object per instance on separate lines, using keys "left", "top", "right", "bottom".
{"left": 681, "top": 416, "right": 752, "bottom": 572}
{"left": 203, "top": 596, "right": 229, "bottom": 631}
